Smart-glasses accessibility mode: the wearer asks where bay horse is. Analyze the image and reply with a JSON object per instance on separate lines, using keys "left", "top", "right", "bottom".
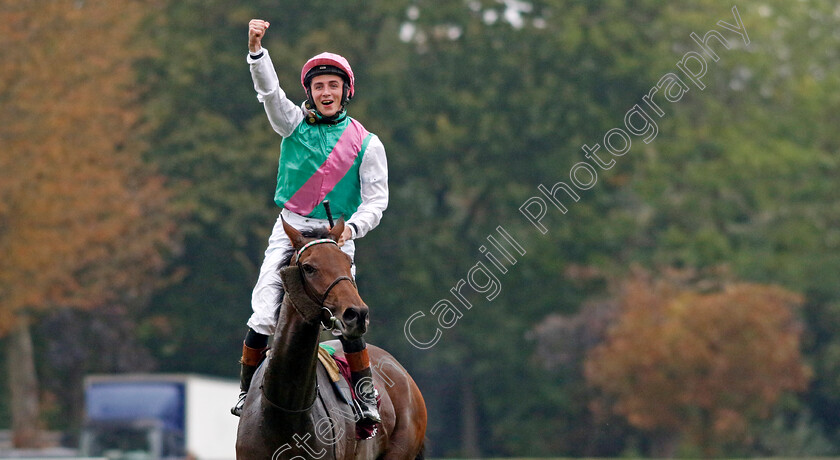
{"left": 236, "top": 218, "right": 427, "bottom": 460}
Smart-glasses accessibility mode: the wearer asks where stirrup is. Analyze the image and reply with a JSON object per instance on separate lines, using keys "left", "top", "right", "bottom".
{"left": 231, "top": 390, "right": 247, "bottom": 417}
{"left": 353, "top": 398, "right": 382, "bottom": 424}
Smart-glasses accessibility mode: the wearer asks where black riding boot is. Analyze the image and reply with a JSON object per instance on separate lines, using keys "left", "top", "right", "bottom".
{"left": 231, "top": 361, "right": 258, "bottom": 417}
{"left": 340, "top": 337, "right": 382, "bottom": 424}
{"left": 349, "top": 365, "right": 382, "bottom": 423}
{"left": 231, "top": 330, "right": 268, "bottom": 417}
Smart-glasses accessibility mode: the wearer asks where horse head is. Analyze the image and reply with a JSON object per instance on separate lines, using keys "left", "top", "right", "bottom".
{"left": 281, "top": 217, "right": 369, "bottom": 339}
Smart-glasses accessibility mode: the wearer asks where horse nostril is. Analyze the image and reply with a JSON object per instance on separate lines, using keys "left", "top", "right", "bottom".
{"left": 343, "top": 306, "right": 369, "bottom": 326}
{"left": 343, "top": 308, "right": 358, "bottom": 324}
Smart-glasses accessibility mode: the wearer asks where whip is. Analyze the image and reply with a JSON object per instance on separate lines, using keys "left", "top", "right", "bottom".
{"left": 323, "top": 200, "right": 335, "bottom": 228}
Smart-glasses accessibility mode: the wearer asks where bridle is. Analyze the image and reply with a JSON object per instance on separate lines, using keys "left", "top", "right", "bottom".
{"left": 292, "top": 238, "right": 357, "bottom": 331}
{"left": 261, "top": 237, "right": 356, "bottom": 414}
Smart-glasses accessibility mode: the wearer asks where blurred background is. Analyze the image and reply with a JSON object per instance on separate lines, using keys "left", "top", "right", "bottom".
{"left": 2, "top": 0, "right": 839, "bottom": 457}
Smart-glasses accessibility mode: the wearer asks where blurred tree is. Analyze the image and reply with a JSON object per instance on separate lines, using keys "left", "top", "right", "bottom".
{"left": 128, "top": 0, "right": 840, "bottom": 456}
{"left": 358, "top": 0, "right": 700, "bottom": 454}
{"left": 585, "top": 267, "right": 811, "bottom": 457}
{"left": 0, "top": 0, "right": 178, "bottom": 447}
{"left": 623, "top": 2, "right": 840, "bottom": 445}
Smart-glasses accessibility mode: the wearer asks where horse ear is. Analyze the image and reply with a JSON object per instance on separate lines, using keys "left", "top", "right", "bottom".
{"left": 328, "top": 218, "right": 345, "bottom": 242}
{"left": 282, "top": 217, "right": 306, "bottom": 249}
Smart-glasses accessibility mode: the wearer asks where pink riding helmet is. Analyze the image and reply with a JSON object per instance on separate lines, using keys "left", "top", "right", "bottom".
{"left": 300, "top": 52, "right": 355, "bottom": 100}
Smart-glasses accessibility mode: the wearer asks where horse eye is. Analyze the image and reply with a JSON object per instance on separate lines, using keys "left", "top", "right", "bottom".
{"left": 302, "top": 263, "right": 317, "bottom": 275}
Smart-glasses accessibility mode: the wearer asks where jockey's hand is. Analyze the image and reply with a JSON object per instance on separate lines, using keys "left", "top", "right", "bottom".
{"left": 249, "top": 19, "right": 270, "bottom": 53}
{"left": 338, "top": 226, "right": 352, "bottom": 247}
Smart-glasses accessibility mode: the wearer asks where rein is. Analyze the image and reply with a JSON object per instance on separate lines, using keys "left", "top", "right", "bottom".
{"left": 260, "top": 383, "right": 318, "bottom": 414}
{"left": 292, "top": 238, "right": 357, "bottom": 330}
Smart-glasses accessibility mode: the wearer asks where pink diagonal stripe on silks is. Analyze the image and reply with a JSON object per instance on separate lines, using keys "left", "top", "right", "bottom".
{"left": 284, "top": 120, "right": 369, "bottom": 216}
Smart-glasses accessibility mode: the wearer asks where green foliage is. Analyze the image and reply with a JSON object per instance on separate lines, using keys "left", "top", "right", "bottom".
{"left": 123, "top": 0, "right": 840, "bottom": 456}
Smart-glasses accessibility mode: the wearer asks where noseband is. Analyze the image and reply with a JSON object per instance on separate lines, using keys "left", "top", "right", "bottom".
{"left": 292, "top": 239, "right": 357, "bottom": 330}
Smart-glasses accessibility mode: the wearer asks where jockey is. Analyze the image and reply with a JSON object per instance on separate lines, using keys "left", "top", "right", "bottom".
{"left": 232, "top": 19, "right": 388, "bottom": 424}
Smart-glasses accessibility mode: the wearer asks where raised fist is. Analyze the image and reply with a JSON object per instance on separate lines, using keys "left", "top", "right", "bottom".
{"left": 249, "top": 19, "right": 270, "bottom": 53}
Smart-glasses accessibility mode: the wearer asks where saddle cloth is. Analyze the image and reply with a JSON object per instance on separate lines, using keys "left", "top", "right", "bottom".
{"left": 317, "top": 344, "right": 344, "bottom": 383}
{"left": 317, "top": 344, "right": 379, "bottom": 439}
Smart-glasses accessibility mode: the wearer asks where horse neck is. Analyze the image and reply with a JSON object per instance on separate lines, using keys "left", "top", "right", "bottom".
{"left": 262, "top": 298, "right": 321, "bottom": 411}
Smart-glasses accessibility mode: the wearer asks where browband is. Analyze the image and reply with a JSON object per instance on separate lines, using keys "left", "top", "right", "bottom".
{"left": 293, "top": 239, "right": 338, "bottom": 264}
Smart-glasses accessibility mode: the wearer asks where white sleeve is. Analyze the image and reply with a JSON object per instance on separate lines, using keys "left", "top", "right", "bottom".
{"left": 347, "top": 135, "right": 389, "bottom": 239}
{"left": 247, "top": 48, "right": 304, "bottom": 137}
